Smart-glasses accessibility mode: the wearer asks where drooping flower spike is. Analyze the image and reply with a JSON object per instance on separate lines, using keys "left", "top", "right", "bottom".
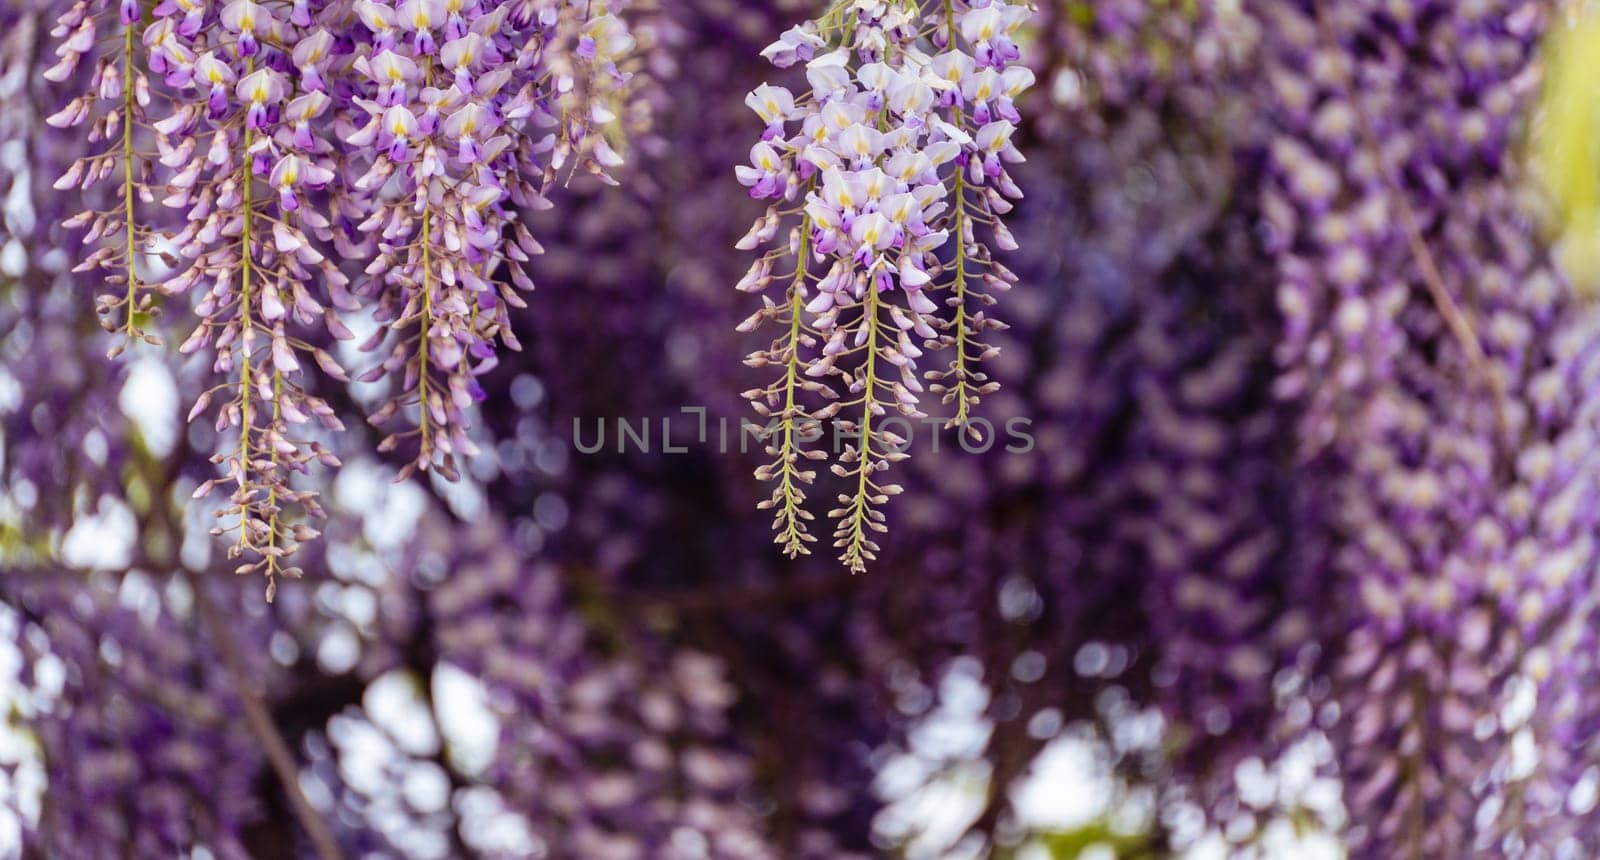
{"left": 343, "top": 0, "right": 638, "bottom": 484}
{"left": 42, "top": 0, "right": 643, "bottom": 598}
{"left": 735, "top": 0, "right": 1032, "bottom": 572}
{"left": 149, "top": 0, "right": 357, "bottom": 601}
{"left": 46, "top": 0, "right": 167, "bottom": 355}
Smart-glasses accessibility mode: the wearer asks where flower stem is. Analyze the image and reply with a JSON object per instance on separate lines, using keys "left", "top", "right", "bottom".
{"left": 949, "top": 160, "right": 972, "bottom": 427}
{"left": 775, "top": 210, "right": 814, "bottom": 556}
{"left": 237, "top": 57, "right": 256, "bottom": 555}
{"left": 842, "top": 284, "right": 881, "bottom": 574}
{"left": 121, "top": 18, "right": 139, "bottom": 338}
{"left": 418, "top": 209, "right": 433, "bottom": 461}
{"left": 945, "top": 0, "right": 975, "bottom": 429}
{"left": 417, "top": 59, "right": 434, "bottom": 464}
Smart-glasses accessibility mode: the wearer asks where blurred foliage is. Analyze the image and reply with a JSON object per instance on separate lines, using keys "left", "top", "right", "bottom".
{"left": 1002, "top": 822, "right": 1160, "bottom": 860}
{"left": 1534, "top": 7, "right": 1600, "bottom": 294}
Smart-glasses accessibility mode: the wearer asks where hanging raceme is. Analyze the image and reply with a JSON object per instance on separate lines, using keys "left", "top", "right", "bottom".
{"left": 46, "top": 0, "right": 167, "bottom": 354}
{"left": 160, "top": 0, "right": 350, "bottom": 600}
{"left": 43, "top": 0, "right": 641, "bottom": 598}
{"left": 346, "top": 0, "right": 637, "bottom": 484}
{"left": 735, "top": 0, "right": 1031, "bottom": 572}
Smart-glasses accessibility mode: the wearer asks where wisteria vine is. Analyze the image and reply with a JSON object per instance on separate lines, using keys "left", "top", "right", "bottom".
{"left": 17, "top": 0, "right": 1600, "bottom": 856}
{"left": 735, "top": 0, "right": 1031, "bottom": 572}
{"left": 43, "top": 0, "right": 640, "bottom": 598}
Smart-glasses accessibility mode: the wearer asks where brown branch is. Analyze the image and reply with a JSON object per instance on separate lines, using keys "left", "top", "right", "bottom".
{"left": 0, "top": 563, "right": 159, "bottom": 583}
{"left": 2, "top": 560, "right": 346, "bottom": 858}
{"left": 186, "top": 572, "right": 347, "bottom": 860}
{"left": 1312, "top": 5, "right": 1513, "bottom": 455}
{"left": 615, "top": 570, "right": 859, "bottom": 615}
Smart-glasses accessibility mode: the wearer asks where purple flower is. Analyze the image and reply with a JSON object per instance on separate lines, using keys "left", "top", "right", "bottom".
{"left": 734, "top": 0, "right": 1032, "bottom": 571}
